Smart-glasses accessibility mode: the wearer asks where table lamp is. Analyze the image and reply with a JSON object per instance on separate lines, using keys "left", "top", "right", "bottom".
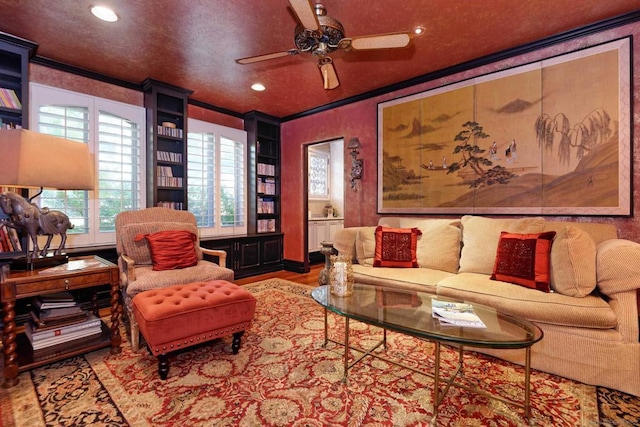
{"left": 0, "top": 129, "right": 94, "bottom": 268}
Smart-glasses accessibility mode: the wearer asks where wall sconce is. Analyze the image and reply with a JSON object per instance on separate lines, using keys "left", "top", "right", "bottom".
{"left": 347, "top": 137, "right": 363, "bottom": 191}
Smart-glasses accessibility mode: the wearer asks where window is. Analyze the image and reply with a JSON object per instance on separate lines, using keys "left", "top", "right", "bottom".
{"left": 308, "top": 148, "right": 330, "bottom": 200}
{"left": 187, "top": 119, "right": 247, "bottom": 237}
{"left": 30, "top": 83, "right": 145, "bottom": 247}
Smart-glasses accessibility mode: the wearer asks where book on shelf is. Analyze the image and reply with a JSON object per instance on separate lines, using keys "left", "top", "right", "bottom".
{"left": 0, "top": 87, "right": 21, "bottom": 109}
{"left": 30, "top": 308, "right": 88, "bottom": 330}
{"left": 27, "top": 326, "right": 103, "bottom": 350}
{"left": 25, "top": 313, "right": 102, "bottom": 350}
{"left": 31, "top": 325, "right": 107, "bottom": 361}
{"left": 431, "top": 299, "right": 486, "bottom": 328}
{"left": 33, "top": 291, "right": 77, "bottom": 310}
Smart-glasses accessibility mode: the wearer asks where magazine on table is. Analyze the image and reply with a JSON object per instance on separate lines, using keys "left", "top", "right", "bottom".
{"left": 431, "top": 299, "right": 486, "bottom": 328}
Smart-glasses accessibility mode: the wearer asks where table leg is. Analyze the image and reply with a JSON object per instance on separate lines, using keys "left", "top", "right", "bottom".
{"left": 525, "top": 346, "right": 531, "bottom": 420}
{"left": 109, "top": 281, "right": 122, "bottom": 354}
{"left": 343, "top": 317, "right": 350, "bottom": 384}
{"left": 1, "top": 301, "right": 18, "bottom": 388}
{"left": 432, "top": 341, "right": 441, "bottom": 422}
{"left": 323, "top": 308, "right": 328, "bottom": 347}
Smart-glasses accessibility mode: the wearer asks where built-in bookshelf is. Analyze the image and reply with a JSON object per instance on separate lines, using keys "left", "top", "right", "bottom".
{"left": 0, "top": 35, "right": 36, "bottom": 264}
{"left": 143, "top": 79, "right": 193, "bottom": 210}
{"left": 245, "top": 111, "right": 281, "bottom": 235}
{"left": 0, "top": 34, "right": 35, "bottom": 130}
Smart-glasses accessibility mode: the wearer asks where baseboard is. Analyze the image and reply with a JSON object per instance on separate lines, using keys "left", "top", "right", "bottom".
{"left": 283, "top": 259, "right": 307, "bottom": 273}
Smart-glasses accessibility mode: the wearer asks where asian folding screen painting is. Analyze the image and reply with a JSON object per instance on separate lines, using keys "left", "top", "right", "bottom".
{"left": 377, "top": 38, "right": 631, "bottom": 215}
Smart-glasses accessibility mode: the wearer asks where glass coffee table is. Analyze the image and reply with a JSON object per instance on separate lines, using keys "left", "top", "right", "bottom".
{"left": 311, "top": 283, "right": 543, "bottom": 423}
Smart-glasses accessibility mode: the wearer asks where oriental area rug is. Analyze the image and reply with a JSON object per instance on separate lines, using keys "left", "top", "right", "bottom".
{"left": 0, "top": 279, "right": 638, "bottom": 426}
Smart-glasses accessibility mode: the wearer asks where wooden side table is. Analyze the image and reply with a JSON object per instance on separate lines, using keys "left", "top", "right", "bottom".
{"left": 0, "top": 255, "right": 122, "bottom": 388}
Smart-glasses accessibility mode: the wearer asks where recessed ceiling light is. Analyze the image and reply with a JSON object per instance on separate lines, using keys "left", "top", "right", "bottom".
{"left": 413, "top": 26, "right": 425, "bottom": 35}
{"left": 251, "top": 83, "right": 266, "bottom": 92}
{"left": 90, "top": 5, "right": 119, "bottom": 22}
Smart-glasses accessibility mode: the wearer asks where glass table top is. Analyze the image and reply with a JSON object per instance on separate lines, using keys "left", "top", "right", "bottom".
{"left": 311, "top": 284, "right": 543, "bottom": 349}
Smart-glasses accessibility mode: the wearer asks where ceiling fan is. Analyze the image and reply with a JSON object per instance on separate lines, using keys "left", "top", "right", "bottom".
{"left": 235, "top": 0, "right": 414, "bottom": 90}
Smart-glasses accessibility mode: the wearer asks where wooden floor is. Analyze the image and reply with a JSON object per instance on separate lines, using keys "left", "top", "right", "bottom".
{"left": 234, "top": 263, "right": 324, "bottom": 287}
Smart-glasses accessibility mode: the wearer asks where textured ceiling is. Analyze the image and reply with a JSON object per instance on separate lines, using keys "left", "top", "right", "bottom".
{"left": 0, "top": 0, "right": 638, "bottom": 118}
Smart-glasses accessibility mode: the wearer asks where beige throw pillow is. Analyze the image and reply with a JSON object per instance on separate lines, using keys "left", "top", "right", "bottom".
{"left": 550, "top": 226, "right": 597, "bottom": 297}
{"left": 398, "top": 218, "right": 461, "bottom": 273}
{"left": 355, "top": 226, "right": 378, "bottom": 266}
{"left": 459, "top": 215, "right": 545, "bottom": 275}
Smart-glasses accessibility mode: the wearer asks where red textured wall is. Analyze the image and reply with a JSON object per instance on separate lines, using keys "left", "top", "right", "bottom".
{"left": 281, "top": 21, "right": 640, "bottom": 265}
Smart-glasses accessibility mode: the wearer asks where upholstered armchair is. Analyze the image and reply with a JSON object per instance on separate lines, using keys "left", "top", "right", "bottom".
{"left": 115, "top": 207, "right": 234, "bottom": 351}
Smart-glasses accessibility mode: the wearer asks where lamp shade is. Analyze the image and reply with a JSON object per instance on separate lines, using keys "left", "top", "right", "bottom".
{"left": 0, "top": 129, "right": 94, "bottom": 190}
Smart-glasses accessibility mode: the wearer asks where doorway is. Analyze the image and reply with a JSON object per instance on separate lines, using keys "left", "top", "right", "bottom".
{"left": 305, "top": 138, "right": 344, "bottom": 264}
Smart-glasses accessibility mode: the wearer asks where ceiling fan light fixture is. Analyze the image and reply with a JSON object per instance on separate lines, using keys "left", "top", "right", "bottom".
{"left": 251, "top": 83, "right": 266, "bottom": 92}
{"left": 90, "top": 5, "right": 119, "bottom": 22}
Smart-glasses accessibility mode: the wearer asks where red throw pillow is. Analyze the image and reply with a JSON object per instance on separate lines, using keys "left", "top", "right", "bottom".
{"left": 491, "top": 231, "right": 556, "bottom": 292}
{"left": 135, "top": 230, "right": 198, "bottom": 271}
{"left": 373, "top": 226, "right": 421, "bottom": 268}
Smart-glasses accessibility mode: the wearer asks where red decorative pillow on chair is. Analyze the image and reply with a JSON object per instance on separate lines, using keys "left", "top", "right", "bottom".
{"left": 135, "top": 230, "right": 198, "bottom": 271}
{"left": 491, "top": 231, "right": 556, "bottom": 292}
{"left": 373, "top": 226, "right": 421, "bottom": 268}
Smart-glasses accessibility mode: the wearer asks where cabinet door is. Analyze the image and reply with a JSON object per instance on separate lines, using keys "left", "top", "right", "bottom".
{"left": 261, "top": 236, "right": 282, "bottom": 265}
{"left": 237, "top": 241, "right": 260, "bottom": 270}
{"left": 308, "top": 221, "right": 325, "bottom": 252}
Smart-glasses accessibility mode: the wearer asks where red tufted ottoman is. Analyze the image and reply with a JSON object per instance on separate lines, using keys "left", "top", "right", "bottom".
{"left": 132, "top": 280, "right": 256, "bottom": 379}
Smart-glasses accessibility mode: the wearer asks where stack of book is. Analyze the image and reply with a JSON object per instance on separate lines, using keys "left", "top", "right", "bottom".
{"left": 26, "top": 292, "right": 103, "bottom": 351}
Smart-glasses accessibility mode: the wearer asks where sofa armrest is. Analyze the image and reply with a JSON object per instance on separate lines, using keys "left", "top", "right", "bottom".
{"left": 597, "top": 239, "right": 640, "bottom": 296}
{"left": 333, "top": 227, "right": 371, "bottom": 263}
{"left": 119, "top": 254, "right": 136, "bottom": 283}
{"left": 201, "top": 247, "right": 227, "bottom": 268}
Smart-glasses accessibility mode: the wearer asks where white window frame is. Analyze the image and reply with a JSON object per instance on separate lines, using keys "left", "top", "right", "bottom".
{"left": 30, "top": 83, "right": 146, "bottom": 248}
{"left": 188, "top": 118, "right": 247, "bottom": 237}
{"left": 308, "top": 147, "right": 331, "bottom": 200}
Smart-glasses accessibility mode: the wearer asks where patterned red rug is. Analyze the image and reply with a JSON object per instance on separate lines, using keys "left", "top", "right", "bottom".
{"left": 0, "top": 279, "right": 637, "bottom": 426}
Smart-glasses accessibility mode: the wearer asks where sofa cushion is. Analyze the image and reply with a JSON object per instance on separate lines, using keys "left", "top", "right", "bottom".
{"left": 352, "top": 264, "right": 454, "bottom": 294}
{"left": 355, "top": 226, "right": 378, "bottom": 266}
{"left": 124, "top": 261, "right": 235, "bottom": 297}
{"left": 436, "top": 272, "right": 617, "bottom": 329}
{"left": 120, "top": 222, "right": 203, "bottom": 265}
{"left": 136, "top": 229, "right": 199, "bottom": 271}
{"left": 459, "top": 215, "right": 545, "bottom": 275}
{"left": 373, "top": 226, "right": 420, "bottom": 268}
{"left": 550, "top": 226, "right": 597, "bottom": 297}
{"left": 398, "top": 218, "right": 462, "bottom": 274}
{"left": 491, "top": 231, "right": 556, "bottom": 292}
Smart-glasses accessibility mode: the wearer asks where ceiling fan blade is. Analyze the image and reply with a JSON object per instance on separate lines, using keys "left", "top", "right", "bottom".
{"left": 288, "top": 0, "right": 320, "bottom": 32}
{"left": 236, "top": 49, "right": 299, "bottom": 64}
{"left": 319, "top": 61, "right": 339, "bottom": 90}
{"left": 345, "top": 32, "right": 412, "bottom": 50}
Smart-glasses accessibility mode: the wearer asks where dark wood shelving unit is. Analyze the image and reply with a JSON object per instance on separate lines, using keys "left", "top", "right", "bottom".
{"left": 0, "top": 34, "right": 36, "bottom": 265}
{"left": 245, "top": 111, "right": 281, "bottom": 235}
{"left": 143, "top": 79, "right": 193, "bottom": 210}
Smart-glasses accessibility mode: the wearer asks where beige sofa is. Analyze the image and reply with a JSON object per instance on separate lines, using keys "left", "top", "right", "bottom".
{"left": 329, "top": 215, "right": 640, "bottom": 397}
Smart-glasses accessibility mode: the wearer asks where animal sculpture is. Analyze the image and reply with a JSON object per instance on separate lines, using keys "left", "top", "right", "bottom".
{"left": 0, "top": 191, "right": 73, "bottom": 258}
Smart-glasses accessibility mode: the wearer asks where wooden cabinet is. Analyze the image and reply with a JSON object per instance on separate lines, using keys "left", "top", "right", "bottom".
{"left": 244, "top": 112, "right": 281, "bottom": 234}
{"left": 143, "top": 79, "right": 193, "bottom": 210}
{"left": 308, "top": 220, "right": 344, "bottom": 252}
{"left": 202, "top": 233, "right": 283, "bottom": 279}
